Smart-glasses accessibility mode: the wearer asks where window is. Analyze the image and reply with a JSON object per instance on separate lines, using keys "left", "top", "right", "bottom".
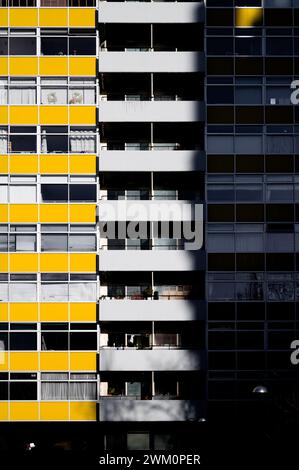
{"left": 9, "top": 78, "right": 36, "bottom": 105}
{"left": 235, "top": 86, "right": 262, "bottom": 104}
{"left": 41, "top": 234, "right": 68, "bottom": 252}
{"left": 69, "top": 235, "right": 96, "bottom": 251}
{"left": 41, "top": 78, "right": 67, "bottom": 105}
{"left": 10, "top": 283, "right": 37, "bottom": 301}
{"left": 9, "top": 235, "right": 36, "bottom": 252}
{"left": 10, "top": 185, "right": 36, "bottom": 203}
{"left": 10, "top": 333, "right": 37, "bottom": 350}
{"left": 10, "top": 382, "right": 37, "bottom": 400}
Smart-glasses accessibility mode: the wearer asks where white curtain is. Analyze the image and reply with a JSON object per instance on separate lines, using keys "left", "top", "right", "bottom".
{"left": 69, "top": 382, "right": 97, "bottom": 400}
{"left": 41, "top": 283, "right": 68, "bottom": 302}
{"left": 9, "top": 185, "right": 36, "bottom": 203}
{"left": 9, "top": 283, "right": 37, "bottom": 301}
{"left": 9, "top": 88, "right": 36, "bottom": 105}
{"left": 70, "top": 131, "right": 96, "bottom": 153}
{"left": 69, "top": 282, "right": 97, "bottom": 301}
{"left": 41, "top": 382, "right": 68, "bottom": 400}
{"left": 41, "top": 382, "right": 96, "bottom": 400}
{"left": 0, "top": 284, "right": 8, "bottom": 302}
{"left": 0, "top": 128, "right": 7, "bottom": 154}
{"left": 0, "top": 89, "right": 7, "bottom": 105}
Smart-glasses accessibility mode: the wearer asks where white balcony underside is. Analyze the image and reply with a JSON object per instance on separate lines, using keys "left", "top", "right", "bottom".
{"left": 99, "top": 3, "right": 204, "bottom": 24}
{"left": 99, "top": 299, "right": 206, "bottom": 322}
{"left": 99, "top": 250, "right": 205, "bottom": 271}
{"left": 98, "top": 200, "right": 203, "bottom": 221}
{"left": 99, "top": 348, "right": 204, "bottom": 371}
{"left": 100, "top": 100, "right": 204, "bottom": 122}
{"left": 98, "top": 52, "right": 204, "bottom": 73}
{"left": 99, "top": 399, "right": 205, "bottom": 422}
{"left": 99, "top": 150, "right": 205, "bottom": 172}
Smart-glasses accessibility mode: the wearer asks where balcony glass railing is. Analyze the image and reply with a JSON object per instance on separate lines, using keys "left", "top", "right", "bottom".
{"left": 101, "top": 143, "right": 202, "bottom": 151}
{"left": 100, "top": 240, "right": 185, "bottom": 250}
{"left": 100, "top": 284, "right": 194, "bottom": 300}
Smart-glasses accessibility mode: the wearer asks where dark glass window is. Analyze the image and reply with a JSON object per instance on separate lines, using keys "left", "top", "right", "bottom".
{"left": 10, "top": 382, "right": 37, "bottom": 400}
{"left": 10, "top": 333, "right": 37, "bottom": 350}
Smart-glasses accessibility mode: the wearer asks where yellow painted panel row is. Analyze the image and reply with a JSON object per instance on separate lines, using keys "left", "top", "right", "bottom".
{"left": 0, "top": 303, "right": 96, "bottom": 322}
{"left": 0, "top": 253, "right": 96, "bottom": 272}
{"left": 0, "top": 304, "right": 8, "bottom": 322}
{"left": 235, "top": 7, "right": 263, "bottom": 27}
{"left": 0, "top": 58, "right": 96, "bottom": 77}
{"left": 10, "top": 303, "right": 38, "bottom": 322}
{"left": 0, "top": 106, "right": 96, "bottom": 125}
{"left": 0, "top": 204, "right": 96, "bottom": 223}
{"left": 0, "top": 352, "right": 96, "bottom": 372}
{"left": 0, "top": 401, "right": 96, "bottom": 421}
{"left": 0, "top": 9, "right": 96, "bottom": 27}
{"left": 0, "top": 155, "right": 96, "bottom": 175}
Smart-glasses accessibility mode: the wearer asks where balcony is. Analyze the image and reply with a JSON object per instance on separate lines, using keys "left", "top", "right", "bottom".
{"left": 99, "top": 348, "right": 205, "bottom": 371}
{"left": 99, "top": 250, "right": 205, "bottom": 271}
{"left": 99, "top": 100, "right": 205, "bottom": 122}
{"left": 98, "top": 51, "right": 205, "bottom": 73}
{"left": 98, "top": 199, "right": 203, "bottom": 221}
{"left": 99, "top": 398, "right": 205, "bottom": 422}
{"left": 99, "top": 149, "right": 205, "bottom": 172}
{"left": 99, "top": 299, "right": 206, "bottom": 322}
{"left": 99, "top": 2, "right": 205, "bottom": 24}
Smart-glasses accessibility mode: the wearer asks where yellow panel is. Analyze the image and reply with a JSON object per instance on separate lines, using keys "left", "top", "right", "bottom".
{"left": 40, "top": 106, "right": 68, "bottom": 125}
{"left": 70, "top": 254, "right": 96, "bottom": 272}
{"left": 69, "top": 106, "right": 96, "bottom": 126}
{"left": 0, "top": 304, "right": 8, "bottom": 322}
{"left": 10, "top": 352, "right": 38, "bottom": 371}
{"left": 70, "top": 303, "right": 96, "bottom": 322}
{"left": 70, "top": 204, "right": 96, "bottom": 223}
{"left": 0, "top": 58, "right": 8, "bottom": 76}
{"left": 40, "top": 253, "right": 68, "bottom": 272}
{"left": 39, "top": 57, "right": 68, "bottom": 76}
{"left": 10, "top": 8, "right": 38, "bottom": 27}
{"left": 40, "top": 303, "right": 68, "bottom": 322}
{"left": 40, "top": 204, "right": 68, "bottom": 223}
{"left": 10, "top": 155, "right": 38, "bottom": 174}
{"left": 0, "top": 352, "right": 8, "bottom": 371}
{"left": 0, "top": 403, "right": 8, "bottom": 421}
{"left": 10, "top": 402, "right": 38, "bottom": 421}
{"left": 69, "top": 58, "right": 96, "bottom": 76}
{"left": 10, "top": 303, "right": 38, "bottom": 322}
{"left": 0, "top": 155, "right": 8, "bottom": 173}
{"left": 70, "top": 402, "right": 96, "bottom": 421}
{"left": 10, "top": 204, "right": 38, "bottom": 223}
{"left": 10, "top": 58, "right": 38, "bottom": 76}
{"left": 39, "top": 8, "right": 68, "bottom": 27}
{"left": 0, "top": 9, "right": 8, "bottom": 27}
{"left": 0, "top": 106, "right": 8, "bottom": 125}
{"left": 10, "top": 106, "right": 38, "bottom": 125}
{"left": 69, "top": 8, "right": 96, "bottom": 27}
{"left": 70, "top": 352, "right": 96, "bottom": 372}
{"left": 10, "top": 254, "right": 38, "bottom": 273}
{"left": 40, "top": 352, "right": 69, "bottom": 371}
{"left": 0, "top": 254, "right": 8, "bottom": 273}
{"left": 40, "top": 402, "right": 69, "bottom": 421}
{"left": 69, "top": 155, "right": 96, "bottom": 174}
{"left": 235, "top": 7, "right": 263, "bottom": 27}
{"left": 40, "top": 155, "right": 68, "bottom": 174}
{"left": 0, "top": 204, "right": 8, "bottom": 223}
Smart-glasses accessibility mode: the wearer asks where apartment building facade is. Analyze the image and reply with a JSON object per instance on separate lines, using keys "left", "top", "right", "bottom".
{"left": 0, "top": 0, "right": 206, "bottom": 452}
{"left": 0, "top": 0, "right": 297, "bottom": 453}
